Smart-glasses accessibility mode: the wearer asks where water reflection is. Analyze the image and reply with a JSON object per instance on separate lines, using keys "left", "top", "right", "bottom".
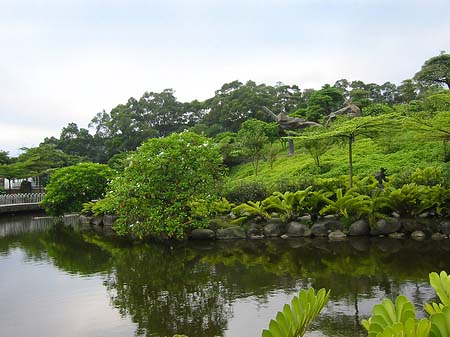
{"left": 0, "top": 215, "right": 449, "bottom": 337}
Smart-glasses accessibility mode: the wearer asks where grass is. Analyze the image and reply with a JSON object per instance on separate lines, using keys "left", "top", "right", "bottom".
{"left": 227, "top": 129, "right": 445, "bottom": 189}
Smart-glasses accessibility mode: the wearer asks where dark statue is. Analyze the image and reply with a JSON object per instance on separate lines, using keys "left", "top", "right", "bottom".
{"left": 375, "top": 167, "right": 388, "bottom": 189}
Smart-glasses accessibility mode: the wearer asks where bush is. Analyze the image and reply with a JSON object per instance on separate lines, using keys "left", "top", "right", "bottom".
{"left": 103, "top": 132, "right": 225, "bottom": 239}
{"left": 224, "top": 181, "right": 270, "bottom": 204}
{"left": 41, "top": 163, "right": 112, "bottom": 216}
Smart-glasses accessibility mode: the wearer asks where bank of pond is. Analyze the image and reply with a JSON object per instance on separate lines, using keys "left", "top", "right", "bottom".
{"left": 1, "top": 213, "right": 448, "bottom": 336}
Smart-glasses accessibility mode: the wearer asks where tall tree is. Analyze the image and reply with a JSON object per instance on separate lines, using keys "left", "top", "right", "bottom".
{"left": 58, "top": 122, "right": 94, "bottom": 159}
{"left": 305, "top": 85, "right": 344, "bottom": 122}
{"left": 0, "top": 151, "right": 10, "bottom": 165}
{"left": 414, "top": 52, "right": 450, "bottom": 89}
{"left": 237, "top": 119, "right": 278, "bottom": 176}
{"left": 294, "top": 114, "right": 400, "bottom": 188}
{"left": 405, "top": 110, "right": 450, "bottom": 162}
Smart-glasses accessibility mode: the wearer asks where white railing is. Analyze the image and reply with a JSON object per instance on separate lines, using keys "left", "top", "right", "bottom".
{"left": 0, "top": 193, "right": 46, "bottom": 205}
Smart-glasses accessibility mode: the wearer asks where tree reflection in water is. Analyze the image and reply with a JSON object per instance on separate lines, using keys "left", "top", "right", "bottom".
{"left": 2, "top": 218, "right": 450, "bottom": 337}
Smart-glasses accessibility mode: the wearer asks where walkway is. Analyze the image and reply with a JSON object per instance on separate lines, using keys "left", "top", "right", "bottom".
{"left": 0, "top": 193, "right": 45, "bottom": 214}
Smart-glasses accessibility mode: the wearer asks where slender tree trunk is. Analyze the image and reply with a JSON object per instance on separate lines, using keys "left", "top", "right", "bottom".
{"left": 349, "top": 135, "right": 353, "bottom": 188}
{"left": 288, "top": 138, "right": 295, "bottom": 156}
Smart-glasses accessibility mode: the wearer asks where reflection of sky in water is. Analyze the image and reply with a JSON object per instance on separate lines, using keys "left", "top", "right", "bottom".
{"left": 0, "top": 249, "right": 134, "bottom": 337}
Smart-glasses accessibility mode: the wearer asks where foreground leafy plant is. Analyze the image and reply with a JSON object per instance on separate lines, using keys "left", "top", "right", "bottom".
{"left": 262, "top": 288, "right": 330, "bottom": 337}
{"left": 363, "top": 271, "right": 450, "bottom": 337}
{"left": 425, "top": 271, "right": 450, "bottom": 315}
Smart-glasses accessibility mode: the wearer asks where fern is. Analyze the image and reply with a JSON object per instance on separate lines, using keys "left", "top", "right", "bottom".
{"left": 262, "top": 187, "right": 312, "bottom": 222}
{"left": 231, "top": 201, "right": 270, "bottom": 224}
{"left": 320, "top": 188, "right": 371, "bottom": 225}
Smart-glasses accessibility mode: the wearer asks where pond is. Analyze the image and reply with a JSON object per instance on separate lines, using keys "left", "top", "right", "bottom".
{"left": 0, "top": 214, "right": 448, "bottom": 337}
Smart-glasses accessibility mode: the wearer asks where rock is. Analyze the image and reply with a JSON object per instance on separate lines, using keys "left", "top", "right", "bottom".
{"left": 190, "top": 228, "right": 216, "bottom": 240}
{"left": 281, "top": 234, "right": 289, "bottom": 239}
{"left": 298, "top": 215, "right": 312, "bottom": 224}
{"left": 249, "top": 234, "right": 264, "bottom": 240}
{"left": 79, "top": 215, "right": 91, "bottom": 225}
{"left": 370, "top": 218, "right": 401, "bottom": 236}
{"left": 264, "top": 222, "right": 285, "bottom": 237}
{"left": 247, "top": 222, "right": 263, "bottom": 236}
{"left": 411, "top": 230, "right": 426, "bottom": 241}
{"left": 440, "top": 221, "right": 450, "bottom": 235}
{"left": 400, "top": 218, "right": 420, "bottom": 233}
{"left": 311, "top": 223, "right": 328, "bottom": 237}
{"left": 103, "top": 215, "right": 117, "bottom": 226}
{"left": 348, "top": 219, "right": 370, "bottom": 236}
{"left": 388, "top": 232, "right": 405, "bottom": 239}
{"left": 216, "top": 226, "right": 246, "bottom": 240}
{"left": 90, "top": 215, "right": 103, "bottom": 226}
{"left": 286, "top": 221, "right": 312, "bottom": 237}
{"left": 320, "top": 215, "right": 343, "bottom": 231}
{"left": 432, "top": 232, "right": 446, "bottom": 241}
{"left": 328, "top": 230, "right": 347, "bottom": 240}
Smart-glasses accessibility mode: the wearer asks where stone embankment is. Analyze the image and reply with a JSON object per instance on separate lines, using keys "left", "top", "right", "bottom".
{"left": 80, "top": 214, "right": 450, "bottom": 241}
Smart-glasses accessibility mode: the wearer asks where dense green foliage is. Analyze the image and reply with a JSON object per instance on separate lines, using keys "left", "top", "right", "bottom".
{"left": 414, "top": 52, "right": 450, "bottom": 89}
{"left": 229, "top": 169, "right": 450, "bottom": 227}
{"left": 101, "top": 132, "right": 225, "bottom": 239}
{"left": 12, "top": 53, "right": 441, "bottom": 165}
{"left": 41, "top": 163, "right": 112, "bottom": 215}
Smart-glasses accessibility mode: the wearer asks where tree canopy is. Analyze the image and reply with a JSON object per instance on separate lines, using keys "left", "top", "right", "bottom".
{"left": 414, "top": 52, "right": 450, "bottom": 89}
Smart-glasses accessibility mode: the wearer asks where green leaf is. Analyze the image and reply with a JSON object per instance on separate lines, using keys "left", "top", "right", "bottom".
{"left": 261, "top": 288, "right": 330, "bottom": 337}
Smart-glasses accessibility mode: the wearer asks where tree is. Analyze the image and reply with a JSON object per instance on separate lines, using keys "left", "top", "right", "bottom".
{"left": 295, "top": 114, "right": 400, "bottom": 188}
{"left": 297, "top": 126, "right": 333, "bottom": 168}
{"left": 305, "top": 85, "right": 344, "bottom": 122}
{"left": 0, "top": 161, "right": 35, "bottom": 192}
{"left": 203, "top": 80, "right": 277, "bottom": 133}
{"left": 414, "top": 52, "right": 450, "bottom": 89}
{"left": 405, "top": 110, "right": 450, "bottom": 162}
{"left": 0, "top": 151, "right": 10, "bottom": 165}
{"left": 41, "top": 163, "right": 112, "bottom": 215}
{"left": 237, "top": 119, "right": 278, "bottom": 176}
{"left": 58, "top": 122, "right": 94, "bottom": 159}
{"left": 102, "top": 132, "right": 225, "bottom": 239}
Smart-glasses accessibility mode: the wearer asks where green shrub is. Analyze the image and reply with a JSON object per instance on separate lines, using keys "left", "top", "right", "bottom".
{"left": 41, "top": 163, "right": 112, "bottom": 216}
{"left": 224, "top": 180, "right": 270, "bottom": 203}
{"left": 262, "top": 187, "right": 312, "bottom": 222}
{"left": 103, "top": 132, "right": 225, "bottom": 239}
{"left": 386, "top": 184, "right": 431, "bottom": 217}
{"left": 320, "top": 188, "right": 372, "bottom": 226}
{"left": 231, "top": 201, "right": 271, "bottom": 225}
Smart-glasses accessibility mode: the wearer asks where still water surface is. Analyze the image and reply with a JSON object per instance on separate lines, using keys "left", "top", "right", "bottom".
{"left": 0, "top": 214, "right": 449, "bottom": 337}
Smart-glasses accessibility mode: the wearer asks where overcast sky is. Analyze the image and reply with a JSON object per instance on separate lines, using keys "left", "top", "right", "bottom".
{"left": 1, "top": 0, "right": 449, "bottom": 156}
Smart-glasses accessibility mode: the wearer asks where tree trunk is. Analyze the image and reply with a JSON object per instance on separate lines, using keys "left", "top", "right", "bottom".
{"left": 349, "top": 135, "right": 353, "bottom": 188}
{"left": 288, "top": 138, "right": 295, "bottom": 156}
